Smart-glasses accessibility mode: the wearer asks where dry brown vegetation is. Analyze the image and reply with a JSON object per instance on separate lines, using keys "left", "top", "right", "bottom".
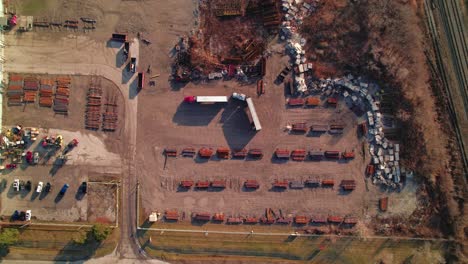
{"left": 301, "top": 0, "right": 465, "bottom": 249}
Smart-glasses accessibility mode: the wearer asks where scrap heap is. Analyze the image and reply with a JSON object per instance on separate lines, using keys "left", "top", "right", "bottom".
{"left": 172, "top": 0, "right": 280, "bottom": 80}
{"left": 315, "top": 75, "right": 403, "bottom": 187}
{"left": 277, "top": 0, "right": 403, "bottom": 188}
{"left": 280, "top": 0, "right": 317, "bottom": 93}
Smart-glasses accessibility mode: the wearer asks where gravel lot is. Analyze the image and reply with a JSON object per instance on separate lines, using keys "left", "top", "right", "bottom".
{"left": 137, "top": 53, "right": 383, "bottom": 220}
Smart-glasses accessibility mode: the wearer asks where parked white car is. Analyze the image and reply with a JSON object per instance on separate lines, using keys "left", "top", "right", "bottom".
{"left": 33, "top": 152, "right": 39, "bottom": 164}
{"left": 25, "top": 210, "right": 31, "bottom": 221}
{"left": 36, "top": 182, "right": 43, "bottom": 193}
{"left": 13, "top": 179, "right": 20, "bottom": 192}
{"left": 232, "top": 92, "right": 247, "bottom": 101}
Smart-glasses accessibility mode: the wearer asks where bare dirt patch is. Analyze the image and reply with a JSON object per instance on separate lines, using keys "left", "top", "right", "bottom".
{"left": 87, "top": 182, "right": 117, "bottom": 224}
{"left": 138, "top": 53, "right": 380, "bottom": 223}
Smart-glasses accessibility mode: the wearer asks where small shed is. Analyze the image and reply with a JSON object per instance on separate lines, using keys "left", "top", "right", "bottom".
{"left": 149, "top": 212, "right": 159, "bottom": 222}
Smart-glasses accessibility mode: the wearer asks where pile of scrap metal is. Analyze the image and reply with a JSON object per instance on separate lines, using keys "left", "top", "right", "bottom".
{"left": 171, "top": 37, "right": 193, "bottom": 83}
{"left": 246, "top": 0, "right": 282, "bottom": 30}
{"left": 276, "top": 0, "right": 404, "bottom": 188}
{"left": 280, "top": 0, "right": 318, "bottom": 93}
{"left": 213, "top": 1, "right": 242, "bottom": 17}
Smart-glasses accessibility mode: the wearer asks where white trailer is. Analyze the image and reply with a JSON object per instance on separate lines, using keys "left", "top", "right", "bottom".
{"left": 246, "top": 98, "right": 262, "bottom": 131}
{"left": 184, "top": 96, "right": 228, "bottom": 103}
{"left": 129, "top": 40, "right": 139, "bottom": 73}
{"left": 196, "top": 96, "right": 228, "bottom": 103}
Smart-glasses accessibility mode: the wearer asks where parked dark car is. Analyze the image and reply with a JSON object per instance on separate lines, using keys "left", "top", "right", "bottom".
{"left": 19, "top": 211, "right": 26, "bottom": 221}
{"left": 11, "top": 210, "right": 20, "bottom": 221}
{"left": 25, "top": 181, "right": 32, "bottom": 191}
{"left": 45, "top": 182, "right": 52, "bottom": 193}
{"left": 59, "top": 184, "right": 69, "bottom": 195}
{"left": 81, "top": 182, "right": 87, "bottom": 194}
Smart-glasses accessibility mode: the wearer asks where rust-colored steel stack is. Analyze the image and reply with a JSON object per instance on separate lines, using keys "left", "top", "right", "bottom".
{"left": 85, "top": 85, "right": 102, "bottom": 130}
{"left": 54, "top": 76, "right": 71, "bottom": 114}
{"left": 7, "top": 75, "right": 24, "bottom": 105}
{"left": 23, "top": 76, "right": 38, "bottom": 103}
{"left": 102, "top": 95, "right": 118, "bottom": 132}
{"left": 39, "top": 78, "right": 54, "bottom": 107}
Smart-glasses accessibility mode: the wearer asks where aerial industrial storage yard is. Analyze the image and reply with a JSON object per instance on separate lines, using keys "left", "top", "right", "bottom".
{"left": 0, "top": 0, "right": 465, "bottom": 262}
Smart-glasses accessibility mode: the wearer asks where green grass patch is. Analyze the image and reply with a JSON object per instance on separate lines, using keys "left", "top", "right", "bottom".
{"left": 0, "top": 225, "right": 118, "bottom": 261}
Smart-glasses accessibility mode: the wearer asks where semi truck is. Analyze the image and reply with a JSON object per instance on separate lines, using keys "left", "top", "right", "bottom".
{"left": 129, "top": 40, "right": 138, "bottom": 73}
{"left": 130, "top": 57, "right": 137, "bottom": 73}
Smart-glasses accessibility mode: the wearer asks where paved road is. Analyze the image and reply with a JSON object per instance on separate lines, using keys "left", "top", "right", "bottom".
{"left": 4, "top": 37, "right": 151, "bottom": 262}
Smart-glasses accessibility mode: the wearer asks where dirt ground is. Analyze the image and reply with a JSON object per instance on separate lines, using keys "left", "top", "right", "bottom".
{"left": 4, "top": 0, "right": 435, "bottom": 226}
{"left": 2, "top": 74, "right": 122, "bottom": 222}
{"left": 0, "top": 165, "right": 88, "bottom": 222}
{"left": 87, "top": 182, "right": 117, "bottom": 223}
{"left": 3, "top": 0, "right": 458, "bottom": 261}
{"left": 136, "top": 52, "right": 386, "bottom": 220}
{"left": 298, "top": 0, "right": 466, "bottom": 244}
{"left": 3, "top": 75, "right": 124, "bottom": 138}
{"left": 6, "top": 0, "right": 404, "bottom": 226}
{"left": 0, "top": 125, "right": 120, "bottom": 222}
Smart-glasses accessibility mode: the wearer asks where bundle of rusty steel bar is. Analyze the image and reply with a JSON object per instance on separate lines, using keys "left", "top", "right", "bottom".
{"left": 22, "top": 77, "right": 39, "bottom": 103}
{"left": 102, "top": 96, "right": 118, "bottom": 131}
{"left": 7, "top": 74, "right": 24, "bottom": 105}
{"left": 53, "top": 76, "right": 71, "bottom": 114}
{"left": 39, "top": 78, "right": 54, "bottom": 107}
{"left": 85, "top": 86, "right": 102, "bottom": 130}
